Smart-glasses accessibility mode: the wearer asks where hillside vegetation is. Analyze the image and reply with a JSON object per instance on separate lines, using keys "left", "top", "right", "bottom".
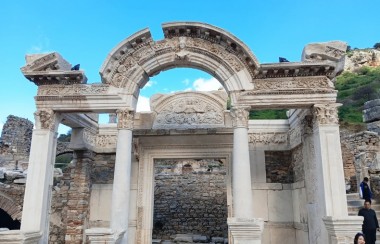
{"left": 336, "top": 66, "right": 380, "bottom": 124}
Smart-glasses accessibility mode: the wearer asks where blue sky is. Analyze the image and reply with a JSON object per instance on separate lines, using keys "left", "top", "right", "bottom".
{"left": 0, "top": 0, "right": 379, "bottom": 135}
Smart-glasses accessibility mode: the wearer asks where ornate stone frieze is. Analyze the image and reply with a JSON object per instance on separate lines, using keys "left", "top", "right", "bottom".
{"left": 37, "top": 84, "right": 109, "bottom": 96}
{"left": 83, "top": 129, "right": 117, "bottom": 149}
{"left": 152, "top": 92, "right": 226, "bottom": 130}
{"left": 34, "top": 109, "right": 55, "bottom": 130}
{"left": 248, "top": 132, "right": 287, "bottom": 145}
{"left": 312, "top": 103, "right": 341, "bottom": 125}
{"left": 230, "top": 107, "right": 249, "bottom": 128}
{"left": 116, "top": 109, "right": 134, "bottom": 129}
{"left": 252, "top": 77, "right": 333, "bottom": 90}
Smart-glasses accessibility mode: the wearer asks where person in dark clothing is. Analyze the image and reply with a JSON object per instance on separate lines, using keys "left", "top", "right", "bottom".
{"left": 358, "top": 200, "right": 379, "bottom": 244}
{"left": 360, "top": 177, "right": 373, "bottom": 204}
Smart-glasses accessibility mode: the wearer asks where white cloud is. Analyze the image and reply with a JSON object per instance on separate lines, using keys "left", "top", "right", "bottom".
{"left": 193, "top": 77, "right": 222, "bottom": 91}
{"left": 182, "top": 78, "right": 190, "bottom": 86}
{"left": 142, "top": 80, "right": 156, "bottom": 89}
{"left": 136, "top": 96, "right": 151, "bottom": 112}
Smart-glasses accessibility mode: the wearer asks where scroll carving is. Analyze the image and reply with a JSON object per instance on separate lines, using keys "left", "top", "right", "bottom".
{"left": 253, "top": 77, "right": 333, "bottom": 90}
{"left": 116, "top": 109, "right": 134, "bottom": 129}
{"left": 249, "top": 132, "right": 287, "bottom": 145}
{"left": 83, "top": 129, "right": 117, "bottom": 148}
{"left": 34, "top": 109, "right": 55, "bottom": 130}
{"left": 230, "top": 107, "right": 249, "bottom": 128}
{"left": 312, "top": 103, "right": 340, "bottom": 125}
{"left": 37, "top": 84, "right": 109, "bottom": 96}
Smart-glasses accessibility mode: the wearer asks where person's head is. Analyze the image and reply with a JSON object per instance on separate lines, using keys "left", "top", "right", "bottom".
{"left": 363, "top": 177, "right": 369, "bottom": 182}
{"left": 364, "top": 200, "right": 371, "bottom": 209}
{"left": 354, "top": 232, "right": 365, "bottom": 244}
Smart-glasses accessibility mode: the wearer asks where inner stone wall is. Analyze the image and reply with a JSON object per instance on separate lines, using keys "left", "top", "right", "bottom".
{"left": 152, "top": 159, "right": 228, "bottom": 240}
{"left": 265, "top": 151, "right": 292, "bottom": 183}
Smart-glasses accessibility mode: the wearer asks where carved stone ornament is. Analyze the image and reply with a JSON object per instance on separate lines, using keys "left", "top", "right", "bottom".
{"left": 37, "top": 84, "right": 109, "bottom": 96}
{"left": 253, "top": 77, "right": 333, "bottom": 90}
{"left": 34, "top": 109, "right": 55, "bottom": 130}
{"left": 153, "top": 97, "right": 224, "bottom": 129}
{"left": 230, "top": 107, "right": 250, "bottom": 128}
{"left": 249, "top": 132, "right": 287, "bottom": 145}
{"left": 116, "top": 109, "right": 134, "bottom": 129}
{"left": 312, "top": 103, "right": 341, "bottom": 125}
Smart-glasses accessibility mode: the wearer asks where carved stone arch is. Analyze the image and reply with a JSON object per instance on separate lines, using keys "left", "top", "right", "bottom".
{"left": 99, "top": 22, "right": 260, "bottom": 106}
{"left": 0, "top": 193, "right": 22, "bottom": 220}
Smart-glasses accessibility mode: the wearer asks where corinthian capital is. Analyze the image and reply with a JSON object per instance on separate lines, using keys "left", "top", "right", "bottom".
{"left": 116, "top": 109, "right": 134, "bottom": 129}
{"left": 312, "top": 103, "right": 341, "bottom": 125}
{"left": 230, "top": 106, "right": 250, "bottom": 128}
{"left": 34, "top": 109, "right": 55, "bottom": 130}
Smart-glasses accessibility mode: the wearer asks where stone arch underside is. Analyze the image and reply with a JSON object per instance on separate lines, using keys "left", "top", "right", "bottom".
{"left": 99, "top": 22, "right": 259, "bottom": 104}
{"left": 0, "top": 193, "right": 22, "bottom": 220}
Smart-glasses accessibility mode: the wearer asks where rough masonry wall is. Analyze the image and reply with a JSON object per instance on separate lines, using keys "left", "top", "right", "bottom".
{"left": 341, "top": 131, "right": 380, "bottom": 193}
{"left": 0, "top": 115, "right": 33, "bottom": 158}
{"left": 152, "top": 159, "right": 228, "bottom": 240}
{"left": 265, "top": 151, "right": 293, "bottom": 183}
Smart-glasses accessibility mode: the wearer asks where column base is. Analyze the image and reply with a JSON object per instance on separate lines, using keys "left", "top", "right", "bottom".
{"left": 323, "top": 216, "right": 364, "bottom": 244}
{"left": 85, "top": 228, "right": 125, "bottom": 244}
{"left": 227, "top": 217, "right": 264, "bottom": 244}
{"left": 0, "top": 230, "right": 42, "bottom": 244}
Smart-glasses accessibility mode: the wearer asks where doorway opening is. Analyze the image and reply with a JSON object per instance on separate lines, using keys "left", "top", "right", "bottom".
{"left": 152, "top": 158, "right": 228, "bottom": 242}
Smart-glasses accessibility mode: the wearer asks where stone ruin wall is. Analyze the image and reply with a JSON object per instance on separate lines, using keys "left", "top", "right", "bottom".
{"left": 0, "top": 115, "right": 33, "bottom": 159}
{"left": 152, "top": 159, "right": 228, "bottom": 241}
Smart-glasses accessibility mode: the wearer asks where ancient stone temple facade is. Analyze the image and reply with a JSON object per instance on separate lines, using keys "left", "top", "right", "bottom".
{"left": 0, "top": 22, "right": 363, "bottom": 243}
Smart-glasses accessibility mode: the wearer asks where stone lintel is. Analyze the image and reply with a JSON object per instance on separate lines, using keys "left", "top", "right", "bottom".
{"left": 227, "top": 217, "right": 264, "bottom": 243}
{"left": 0, "top": 230, "right": 42, "bottom": 244}
{"left": 322, "top": 216, "right": 364, "bottom": 244}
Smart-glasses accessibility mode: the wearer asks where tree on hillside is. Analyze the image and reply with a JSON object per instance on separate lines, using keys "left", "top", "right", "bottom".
{"left": 374, "top": 42, "right": 380, "bottom": 49}
{"left": 352, "top": 85, "right": 377, "bottom": 101}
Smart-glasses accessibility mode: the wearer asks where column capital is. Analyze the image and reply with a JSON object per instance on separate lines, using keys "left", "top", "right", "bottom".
{"left": 322, "top": 216, "right": 363, "bottom": 244}
{"left": 34, "top": 109, "right": 56, "bottom": 131}
{"left": 116, "top": 109, "right": 134, "bottom": 130}
{"left": 230, "top": 106, "right": 250, "bottom": 128}
{"left": 312, "top": 103, "right": 341, "bottom": 126}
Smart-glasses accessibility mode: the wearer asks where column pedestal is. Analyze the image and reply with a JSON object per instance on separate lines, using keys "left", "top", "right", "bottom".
{"left": 85, "top": 228, "right": 125, "bottom": 244}
{"left": 0, "top": 230, "right": 42, "bottom": 244}
{"left": 323, "top": 216, "right": 364, "bottom": 244}
{"left": 228, "top": 218, "right": 264, "bottom": 244}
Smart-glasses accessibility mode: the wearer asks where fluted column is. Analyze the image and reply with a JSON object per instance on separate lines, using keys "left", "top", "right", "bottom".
{"left": 21, "top": 109, "right": 60, "bottom": 243}
{"left": 110, "top": 109, "right": 134, "bottom": 243}
{"left": 312, "top": 104, "right": 363, "bottom": 243}
{"left": 228, "top": 106, "right": 263, "bottom": 244}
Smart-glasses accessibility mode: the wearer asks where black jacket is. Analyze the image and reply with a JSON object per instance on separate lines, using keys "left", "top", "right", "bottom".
{"left": 358, "top": 208, "right": 379, "bottom": 230}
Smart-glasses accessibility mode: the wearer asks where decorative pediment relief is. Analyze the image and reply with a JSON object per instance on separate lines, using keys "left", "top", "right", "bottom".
{"left": 151, "top": 91, "right": 227, "bottom": 129}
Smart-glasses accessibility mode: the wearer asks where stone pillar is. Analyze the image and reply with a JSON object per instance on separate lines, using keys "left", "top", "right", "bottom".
{"left": 228, "top": 106, "right": 263, "bottom": 244}
{"left": 0, "top": 109, "right": 59, "bottom": 243}
{"left": 311, "top": 104, "right": 363, "bottom": 243}
{"left": 110, "top": 109, "right": 134, "bottom": 243}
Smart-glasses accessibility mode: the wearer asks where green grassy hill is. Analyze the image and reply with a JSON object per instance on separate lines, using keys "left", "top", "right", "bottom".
{"left": 336, "top": 66, "right": 380, "bottom": 125}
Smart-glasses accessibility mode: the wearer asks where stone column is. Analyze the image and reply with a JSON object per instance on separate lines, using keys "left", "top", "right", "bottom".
{"left": 228, "top": 106, "right": 263, "bottom": 244}
{"left": 0, "top": 109, "right": 59, "bottom": 243}
{"left": 312, "top": 104, "right": 363, "bottom": 243}
{"left": 110, "top": 109, "right": 134, "bottom": 243}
